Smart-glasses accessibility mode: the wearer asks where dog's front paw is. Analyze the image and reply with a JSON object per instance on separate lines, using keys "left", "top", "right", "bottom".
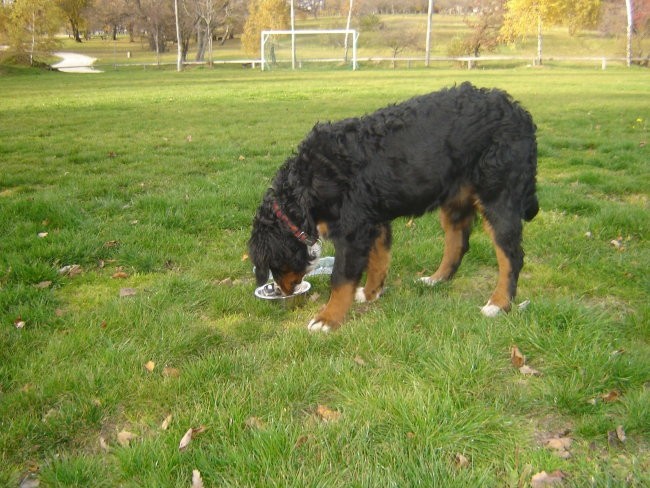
{"left": 418, "top": 276, "right": 444, "bottom": 287}
{"left": 355, "top": 286, "right": 384, "bottom": 303}
{"left": 308, "top": 318, "right": 333, "bottom": 333}
{"left": 480, "top": 301, "right": 502, "bottom": 317}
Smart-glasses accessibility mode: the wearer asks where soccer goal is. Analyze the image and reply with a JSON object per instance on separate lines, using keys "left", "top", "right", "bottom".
{"left": 260, "top": 29, "right": 359, "bottom": 71}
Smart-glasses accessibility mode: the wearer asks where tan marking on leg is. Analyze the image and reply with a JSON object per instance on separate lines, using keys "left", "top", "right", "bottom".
{"left": 362, "top": 228, "right": 391, "bottom": 301}
{"left": 482, "top": 220, "right": 513, "bottom": 312}
{"left": 311, "top": 282, "right": 356, "bottom": 331}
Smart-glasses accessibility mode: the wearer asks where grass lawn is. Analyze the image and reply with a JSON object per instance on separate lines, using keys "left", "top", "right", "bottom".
{"left": 0, "top": 65, "right": 649, "bottom": 486}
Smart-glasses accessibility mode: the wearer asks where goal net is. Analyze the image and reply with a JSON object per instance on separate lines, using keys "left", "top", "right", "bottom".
{"left": 260, "top": 29, "right": 359, "bottom": 70}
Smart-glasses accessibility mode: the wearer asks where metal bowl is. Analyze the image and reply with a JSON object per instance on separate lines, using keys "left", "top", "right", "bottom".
{"left": 254, "top": 280, "right": 311, "bottom": 309}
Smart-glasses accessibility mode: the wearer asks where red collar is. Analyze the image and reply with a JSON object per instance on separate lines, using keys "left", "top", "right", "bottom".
{"left": 271, "top": 199, "right": 318, "bottom": 247}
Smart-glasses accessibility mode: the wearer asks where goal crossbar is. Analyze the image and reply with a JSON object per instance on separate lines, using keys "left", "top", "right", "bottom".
{"left": 260, "top": 29, "right": 359, "bottom": 71}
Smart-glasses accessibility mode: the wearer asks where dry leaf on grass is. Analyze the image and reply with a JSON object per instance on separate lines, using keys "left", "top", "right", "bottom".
{"left": 14, "top": 317, "right": 26, "bottom": 329}
{"left": 59, "top": 264, "right": 82, "bottom": 277}
{"left": 519, "top": 364, "right": 542, "bottom": 376}
{"left": 18, "top": 474, "right": 40, "bottom": 488}
{"left": 119, "top": 288, "right": 137, "bottom": 298}
{"left": 112, "top": 271, "right": 129, "bottom": 279}
{"left": 244, "top": 416, "right": 266, "bottom": 430}
{"left": 511, "top": 345, "right": 526, "bottom": 368}
{"left": 37, "top": 232, "right": 48, "bottom": 238}
{"left": 353, "top": 355, "right": 367, "bottom": 367}
{"left": 294, "top": 435, "right": 311, "bottom": 449}
{"left": 191, "top": 469, "right": 204, "bottom": 488}
{"left": 99, "top": 436, "right": 110, "bottom": 452}
{"left": 531, "top": 470, "right": 567, "bottom": 487}
{"left": 161, "top": 414, "right": 173, "bottom": 430}
{"left": 34, "top": 281, "right": 52, "bottom": 289}
{"left": 117, "top": 430, "right": 137, "bottom": 447}
{"left": 179, "top": 426, "right": 207, "bottom": 451}
{"left": 163, "top": 367, "right": 180, "bottom": 378}
{"left": 545, "top": 437, "right": 572, "bottom": 459}
{"left": 601, "top": 390, "right": 621, "bottom": 403}
{"left": 315, "top": 405, "right": 341, "bottom": 423}
{"left": 103, "top": 240, "right": 120, "bottom": 248}
{"left": 179, "top": 428, "right": 193, "bottom": 451}
{"left": 144, "top": 361, "right": 155, "bottom": 373}
{"left": 608, "top": 425, "right": 626, "bottom": 446}
{"left": 510, "top": 345, "right": 541, "bottom": 376}
{"left": 454, "top": 453, "right": 470, "bottom": 468}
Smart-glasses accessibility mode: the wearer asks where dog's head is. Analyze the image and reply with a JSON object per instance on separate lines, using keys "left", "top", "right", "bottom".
{"left": 248, "top": 196, "right": 316, "bottom": 295}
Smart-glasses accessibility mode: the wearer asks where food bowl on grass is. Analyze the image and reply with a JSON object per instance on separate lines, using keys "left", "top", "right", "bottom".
{"left": 254, "top": 280, "right": 311, "bottom": 309}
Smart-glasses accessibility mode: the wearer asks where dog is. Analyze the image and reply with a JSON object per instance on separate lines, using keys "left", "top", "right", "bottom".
{"left": 249, "top": 82, "right": 538, "bottom": 332}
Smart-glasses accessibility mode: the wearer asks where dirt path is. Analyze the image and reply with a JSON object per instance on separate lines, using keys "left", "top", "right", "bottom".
{"left": 52, "top": 52, "right": 102, "bottom": 73}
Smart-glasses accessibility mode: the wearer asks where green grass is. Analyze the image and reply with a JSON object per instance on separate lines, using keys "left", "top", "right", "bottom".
{"left": 1, "top": 65, "right": 649, "bottom": 487}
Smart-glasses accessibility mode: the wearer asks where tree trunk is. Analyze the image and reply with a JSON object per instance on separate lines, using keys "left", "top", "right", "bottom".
{"left": 625, "top": 0, "right": 633, "bottom": 67}
{"left": 174, "top": 0, "right": 182, "bottom": 71}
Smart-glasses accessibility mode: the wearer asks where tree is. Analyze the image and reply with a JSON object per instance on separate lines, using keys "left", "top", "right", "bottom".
{"left": 241, "top": 0, "right": 290, "bottom": 56}
{"left": 501, "top": 0, "right": 601, "bottom": 64}
{"left": 463, "top": 0, "right": 505, "bottom": 57}
{"left": 1, "top": 0, "right": 63, "bottom": 65}
{"left": 57, "top": 0, "right": 91, "bottom": 42}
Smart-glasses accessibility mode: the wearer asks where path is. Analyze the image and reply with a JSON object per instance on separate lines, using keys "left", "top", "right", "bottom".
{"left": 52, "top": 52, "right": 102, "bottom": 73}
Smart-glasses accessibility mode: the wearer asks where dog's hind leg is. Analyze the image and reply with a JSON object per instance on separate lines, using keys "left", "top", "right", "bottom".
{"left": 478, "top": 202, "right": 524, "bottom": 317}
{"left": 420, "top": 189, "right": 475, "bottom": 286}
{"left": 356, "top": 224, "right": 392, "bottom": 303}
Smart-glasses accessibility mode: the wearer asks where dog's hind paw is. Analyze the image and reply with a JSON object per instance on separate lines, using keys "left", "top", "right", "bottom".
{"left": 480, "top": 301, "right": 502, "bottom": 317}
{"left": 418, "top": 276, "right": 444, "bottom": 287}
{"left": 308, "top": 319, "right": 332, "bottom": 333}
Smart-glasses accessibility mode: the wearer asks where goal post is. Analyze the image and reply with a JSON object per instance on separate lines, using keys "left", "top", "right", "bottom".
{"left": 260, "top": 29, "right": 359, "bottom": 71}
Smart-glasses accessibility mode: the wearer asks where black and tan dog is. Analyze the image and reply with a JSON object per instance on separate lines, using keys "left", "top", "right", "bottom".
{"left": 249, "top": 82, "right": 538, "bottom": 332}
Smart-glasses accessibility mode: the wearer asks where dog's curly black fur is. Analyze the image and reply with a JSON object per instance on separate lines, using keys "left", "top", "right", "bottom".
{"left": 249, "top": 82, "right": 538, "bottom": 331}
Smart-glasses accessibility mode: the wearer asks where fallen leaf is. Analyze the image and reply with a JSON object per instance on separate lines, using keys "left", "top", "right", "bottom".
{"left": 511, "top": 345, "right": 526, "bottom": 368}
{"left": 14, "top": 318, "right": 26, "bottom": 329}
{"left": 179, "top": 428, "right": 193, "bottom": 451}
{"left": 353, "top": 355, "right": 367, "bottom": 366}
{"left": 245, "top": 416, "right": 266, "bottom": 430}
{"left": 108, "top": 151, "right": 117, "bottom": 158}
{"left": 294, "top": 435, "right": 311, "bottom": 449}
{"left": 37, "top": 232, "right": 48, "bottom": 238}
{"left": 117, "top": 430, "right": 137, "bottom": 447}
{"left": 34, "top": 281, "right": 52, "bottom": 289}
{"left": 602, "top": 390, "right": 621, "bottom": 403}
{"left": 545, "top": 437, "right": 572, "bottom": 458}
{"left": 454, "top": 453, "right": 470, "bottom": 468}
{"left": 186, "top": 135, "right": 193, "bottom": 142}
{"left": 104, "top": 240, "right": 120, "bottom": 248}
{"left": 99, "top": 436, "right": 110, "bottom": 452}
{"left": 241, "top": 253, "right": 249, "bottom": 261}
{"left": 608, "top": 425, "right": 626, "bottom": 446}
{"left": 162, "top": 367, "right": 180, "bottom": 378}
{"left": 144, "top": 361, "right": 155, "bottom": 373}
{"left": 531, "top": 470, "right": 567, "bottom": 487}
{"left": 112, "top": 271, "right": 129, "bottom": 279}
{"left": 315, "top": 405, "right": 341, "bottom": 423}
{"left": 405, "top": 218, "right": 415, "bottom": 228}
{"left": 610, "top": 238, "right": 624, "bottom": 250}
{"left": 161, "top": 414, "right": 172, "bottom": 430}
{"left": 406, "top": 432, "right": 416, "bottom": 439}
{"left": 191, "top": 469, "right": 204, "bottom": 488}
{"left": 179, "top": 426, "right": 207, "bottom": 451}
{"left": 238, "top": 154, "right": 245, "bottom": 160}
{"left": 59, "top": 264, "right": 82, "bottom": 277}
{"left": 119, "top": 288, "right": 137, "bottom": 298}
{"left": 18, "top": 474, "right": 40, "bottom": 488}
{"left": 519, "top": 364, "right": 542, "bottom": 376}
{"left": 584, "top": 231, "right": 593, "bottom": 239}
{"left": 100, "top": 320, "right": 107, "bottom": 329}
{"left": 518, "top": 299, "right": 531, "bottom": 311}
